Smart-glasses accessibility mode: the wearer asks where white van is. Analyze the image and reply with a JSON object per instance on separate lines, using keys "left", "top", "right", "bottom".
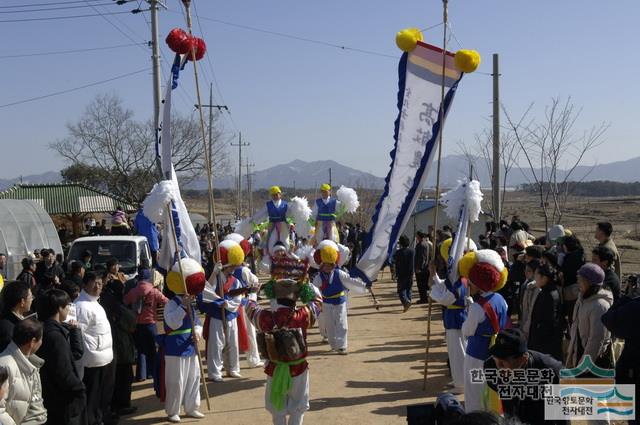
{"left": 67, "top": 236, "right": 152, "bottom": 280}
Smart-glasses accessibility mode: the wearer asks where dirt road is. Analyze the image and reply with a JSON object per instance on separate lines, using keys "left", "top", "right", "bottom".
{"left": 123, "top": 273, "right": 450, "bottom": 425}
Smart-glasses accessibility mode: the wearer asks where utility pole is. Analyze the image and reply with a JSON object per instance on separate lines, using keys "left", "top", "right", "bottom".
{"left": 231, "top": 133, "right": 250, "bottom": 219}
{"left": 195, "top": 84, "right": 228, "bottom": 222}
{"left": 245, "top": 158, "right": 255, "bottom": 216}
{"left": 328, "top": 167, "right": 332, "bottom": 187}
{"left": 150, "top": 0, "right": 162, "bottom": 138}
{"left": 492, "top": 53, "right": 501, "bottom": 223}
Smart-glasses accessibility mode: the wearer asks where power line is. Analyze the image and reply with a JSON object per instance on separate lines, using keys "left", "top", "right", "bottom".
{"left": 84, "top": 0, "right": 147, "bottom": 51}
{"left": 190, "top": 1, "right": 240, "bottom": 133}
{"left": 0, "top": 2, "right": 114, "bottom": 13}
{"left": 0, "top": 10, "right": 131, "bottom": 23}
{"left": 0, "top": 0, "right": 105, "bottom": 8}
{"left": 0, "top": 67, "right": 150, "bottom": 109}
{"left": 0, "top": 42, "right": 144, "bottom": 59}
{"left": 167, "top": 10, "right": 398, "bottom": 60}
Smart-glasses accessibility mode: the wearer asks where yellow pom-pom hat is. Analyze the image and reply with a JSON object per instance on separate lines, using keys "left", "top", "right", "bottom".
{"left": 313, "top": 240, "right": 340, "bottom": 265}
{"left": 166, "top": 257, "right": 206, "bottom": 295}
{"left": 459, "top": 249, "right": 508, "bottom": 292}
{"left": 439, "top": 237, "right": 478, "bottom": 263}
{"left": 454, "top": 49, "right": 481, "bottom": 73}
{"left": 224, "top": 232, "right": 252, "bottom": 255}
{"left": 218, "top": 239, "right": 245, "bottom": 267}
{"left": 269, "top": 185, "right": 282, "bottom": 195}
{"left": 320, "top": 183, "right": 331, "bottom": 192}
{"left": 395, "top": 27, "right": 423, "bottom": 52}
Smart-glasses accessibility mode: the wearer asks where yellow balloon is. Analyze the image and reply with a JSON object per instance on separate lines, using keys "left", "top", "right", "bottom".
{"left": 395, "top": 27, "right": 424, "bottom": 52}
{"left": 454, "top": 49, "right": 481, "bottom": 73}
{"left": 458, "top": 251, "right": 477, "bottom": 278}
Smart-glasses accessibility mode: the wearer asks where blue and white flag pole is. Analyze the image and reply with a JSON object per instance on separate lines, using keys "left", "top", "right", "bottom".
{"left": 145, "top": 53, "right": 201, "bottom": 272}
{"left": 353, "top": 41, "right": 463, "bottom": 284}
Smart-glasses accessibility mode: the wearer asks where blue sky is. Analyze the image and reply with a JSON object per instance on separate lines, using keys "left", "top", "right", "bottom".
{"left": 1, "top": 0, "right": 638, "bottom": 179}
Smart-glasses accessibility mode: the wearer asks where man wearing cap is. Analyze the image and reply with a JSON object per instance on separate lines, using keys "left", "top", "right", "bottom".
{"left": 197, "top": 242, "right": 245, "bottom": 382}
{"left": 567, "top": 263, "right": 613, "bottom": 368}
{"left": 245, "top": 279, "right": 322, "bottom": 425}
{"left": 459, "top": 250, "right": 509, "bottom": 412}
{"left": 484, "top": 329, "right": 564, "bottom": 424}
{"left": 311, "top": 241, "right": 368, "bottom": 355}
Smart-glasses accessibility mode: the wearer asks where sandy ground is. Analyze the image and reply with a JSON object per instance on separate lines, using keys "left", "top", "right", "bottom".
{"left": 123, "top": 272, "right": 449, "bottom": 425}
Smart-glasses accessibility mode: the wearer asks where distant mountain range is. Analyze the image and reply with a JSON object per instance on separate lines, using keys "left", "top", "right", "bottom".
{"left": 2, "top": 156, "right": 640, "bottom": 192}
{"left": 186, "top": 159, "right": 387, "bottom": 190}
{"left": 0, "top": 172, "right": 62, "bottom": 191}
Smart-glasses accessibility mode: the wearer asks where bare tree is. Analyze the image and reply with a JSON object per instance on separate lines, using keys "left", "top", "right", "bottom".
{"left": 51, "top": 94, "right": 229, "bottom": 203}
{"left": 503, "top": 97, "right": 609, "bottom": 230}
{"left": 457, "top": 125, "right": 522, "bottom": 221}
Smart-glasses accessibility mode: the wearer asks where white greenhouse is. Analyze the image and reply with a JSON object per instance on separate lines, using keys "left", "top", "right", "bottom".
{"left": 0, "top": 200, "right": 62, "bottom": 280}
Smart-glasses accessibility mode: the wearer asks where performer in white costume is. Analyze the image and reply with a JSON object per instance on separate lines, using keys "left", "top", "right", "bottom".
{"left": 428, "top": 238, "right": 477, "bottom": 394}
{"left": 245, "top": 279, "right": 322, "bottom": 425}
{"left": 224, "top": 233, "right": 264, "bottom": 368}
{"left": 197, "top": 242, "right": 245, "bottom": 382}
{"left": 235, "top": 186, "right": 311, "bottom": 264}
{"left": 311, "top": 240, "right": 367, "bottom": 354}
{"left": 459, "top": 250, "right": 509, "bottom": 413}
{"left": 162, "top": 259, "right": 207, "bottom": 423}
{"left": 309, "top": 184, "right": 359, "bottom": 244}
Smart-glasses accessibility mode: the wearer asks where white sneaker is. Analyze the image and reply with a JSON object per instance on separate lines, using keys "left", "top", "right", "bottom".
{"left": 228, "top": 371, "right": 242, "bottom": 378}
{"left": 249, "top": 361, "right": 265, "bottom": 368}
{"left": 207, "top": 375, "right": 224, "bottom": 382}
{"left": 187, "top": 411, "right": 205, "bottom": 419}
{"left": 168, "top": 415, "right": 181, "bottom": 423}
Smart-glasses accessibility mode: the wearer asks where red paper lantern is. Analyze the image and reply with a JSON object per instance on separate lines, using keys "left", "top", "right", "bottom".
{"left": 166, "top": 28, "right": 190, "bottom": 55}
{"left": 186, "top": 37, "right": 207, "bottom": 61}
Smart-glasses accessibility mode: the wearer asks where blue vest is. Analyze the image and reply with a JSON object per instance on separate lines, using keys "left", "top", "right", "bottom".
{"left": 320, "top": 271, "right": 346, "bottom": 305}
{"left": 164, "top": 297, "right": 197, "bottom": 357}
{"left": 233, "top": 267, "right": 250, "bottom": 307}
{"left": 316, "top": 198, "right": 337, "bottom": 221}
{"left": 466, "top": 292, "right": 508, "bottom": 360}
{"left": 197, "top": 275, "right": 240, "bottom": 321}
{"left": 267, "top": 200, "right": 288, "bottom": 223}
{"left": 443, "top": 278, "right": 468, "bottom": 330}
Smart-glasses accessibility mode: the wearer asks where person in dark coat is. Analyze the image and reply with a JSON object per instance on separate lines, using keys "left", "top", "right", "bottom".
{"left": 16, "top": 259, "right": 37, "bottom": 290}
{"left": 601, "top": 295, "right": 640, "bottom": 425}
{"left": 36, "top": 289, "right": 87, "bottom": 425}
{"left": 528, "top": 262, "right": 564, "bottom": 361}
{"left": 34, "top": 249, "right": 65, "bottom": 287}
{"left": 592, "top": 246, "right": 621, "bottom": 302}
{"left": 64, "top": 261, "right": 85, "bottom": 288}
{"left": 413, "top": 231, "right": 432, "bottom": 304}
{"left": 393, "top": 235, "right": 414, "bottom": 312}
{"left": 559, "top": 234, "right": 585, "bottom": 325}
{"left": 0, "top": 281, "right": 33, "bottom": 352}
{"left": 484, "top": 329, "right": 566, "bottom": 425}
{"left": 100, "top": 274, "right": 137, "bottom": 417}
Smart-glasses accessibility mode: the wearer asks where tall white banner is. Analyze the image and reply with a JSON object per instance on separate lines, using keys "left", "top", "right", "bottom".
{"left": 354, "top": 42, "right": 463, "bottom": 284}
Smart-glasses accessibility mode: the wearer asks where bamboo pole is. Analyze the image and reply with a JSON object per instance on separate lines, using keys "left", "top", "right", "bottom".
{"left": 180, "top": 0, "right": 228, "bottom": 347}
{"left": 422, "top": 0, "right": 449, "bottom": 391}
{"left": 166, "top": 203, "right": 212, "bottom": 411}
